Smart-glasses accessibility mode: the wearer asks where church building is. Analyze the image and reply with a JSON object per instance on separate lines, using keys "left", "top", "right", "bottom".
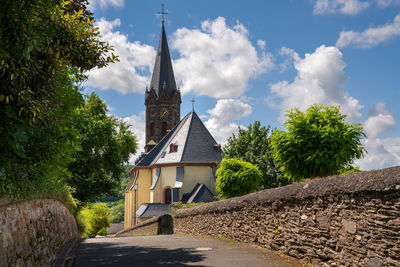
{"left": 124, "top": 19, "right": 222, "bottom": 229}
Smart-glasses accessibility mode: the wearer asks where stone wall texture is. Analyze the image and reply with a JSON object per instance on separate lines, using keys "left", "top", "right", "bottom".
{"left": 0, "top": 198, "right": 79, "bottom": 267}
{"left": 116, "top": 214, "right": 173, "bottom": 237}
{"left": 175, "top": 166, "right": 400, "bottom": 266}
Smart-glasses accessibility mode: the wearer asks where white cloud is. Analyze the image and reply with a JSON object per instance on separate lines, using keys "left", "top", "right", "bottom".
{"left": 88, "top": 0, "right": 124, "bottom": 10}
{"left": 278, "top": 46, "right": 300, "bottom": 72}
{"left": 356, "top": 102, "right": 398, "bottom": 170}
{"left": 313, "top": 0, "right": 371, "bottom": 15}
{"left": 376, "top": 0, "right": 400, "bottom": 7}
{"left": 364, "top": 102, "right": 395, "bottom": 138}
{"left": 204, "top": 99, "right": 252, "bottom": 144}
{"left": 171, "top": 17, "right": 274, "bottom": 99}
{"left": 268, "top": 45, "right": 362, "bottom": 122}
{"left": 337, "top": 13, "right": 400, "bottom": 48}
{"left": 86, "top": 18, "right": 156, "bottom": 94}
{"left": 356, "top": 137, "right": 400, "bottom": 170}
{"left": 257, "top": 40, "right": 266, "bottom": 51}
{"left": 122, "top": 112, "right": 146, "bottom": 163}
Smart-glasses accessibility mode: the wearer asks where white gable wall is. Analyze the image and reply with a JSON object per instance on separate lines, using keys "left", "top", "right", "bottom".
{"left": 153, "top": 113, "right": 192, "bottom": 165}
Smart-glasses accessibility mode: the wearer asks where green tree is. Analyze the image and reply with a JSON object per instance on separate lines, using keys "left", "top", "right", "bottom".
{"left": 0, "top": 0, "right": 117, "bottom": 199}
{"left": 67, "top": 93, "right": 137, "bottom": 203}
{"left": 216, "top": 158, "right": 262, "bottom": 199}
{"left": 270, "top": 105, "right": 365, "bottom": 181}
{"left": 109, "top": 200, "right": 125, "bottom": 223}
{"left": 78, "top": 203, "right": 111, "bottom": 237}
{"left": 223, "top": 121, "right": 289, "bottom": 189}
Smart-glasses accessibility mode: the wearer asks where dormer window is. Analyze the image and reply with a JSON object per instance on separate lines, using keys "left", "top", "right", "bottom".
{"left": 170, "top": 144, "right": 178, "bottom": 153}
{"left": 214, "top": 144, "right": 222, "bottom": 153}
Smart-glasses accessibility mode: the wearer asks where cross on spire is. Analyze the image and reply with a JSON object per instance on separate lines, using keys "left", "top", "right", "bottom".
{"left": 191, "top": 97, "right": 196, "bottom": 112}
{"left": 158, "top": 3, "right": 168, "bottom": 24}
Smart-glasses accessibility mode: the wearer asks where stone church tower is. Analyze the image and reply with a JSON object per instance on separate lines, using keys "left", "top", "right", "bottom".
{"left": 145, "top": 21, "right": 181, "bottom": 152}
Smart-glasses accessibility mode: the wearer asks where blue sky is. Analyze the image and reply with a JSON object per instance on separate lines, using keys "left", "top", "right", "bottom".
{"left": 85, "top": 0, "right": 400, "bottom": 170}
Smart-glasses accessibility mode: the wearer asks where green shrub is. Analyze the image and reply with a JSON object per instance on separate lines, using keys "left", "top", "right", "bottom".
{"left": 223, "top": 121, "right": 288, "bottom": 189}
{"left": 169, "top": 201, "right": 205, "bottom": 214}
{"left": 271, "top": 104, "right": 365, "bottom": 181}
{"left": 78, "top": 203, "right": 111, "bottom": 238}
{"left": 97, "top": 227, "right": 107, "bottom": 236}
{"left": 216, "top": 158, "right": 263, "bottom": 199}
{"left": 109, "top": 199, "right": 124, "bottom": 223}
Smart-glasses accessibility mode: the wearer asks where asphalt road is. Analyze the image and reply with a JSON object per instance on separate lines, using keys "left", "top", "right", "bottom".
{"left": 74, "top": 235, "right": 302, "bottom": 267}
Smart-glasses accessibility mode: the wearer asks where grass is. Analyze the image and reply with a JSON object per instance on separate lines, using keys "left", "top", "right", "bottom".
{"left": 169, "top": 201, "right": 206, "bottom": 215}
{"left": 0, "top": 173, "right": 77, "bottom": 213}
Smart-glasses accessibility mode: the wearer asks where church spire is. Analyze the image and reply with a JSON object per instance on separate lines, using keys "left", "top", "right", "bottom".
{"left": 149, "top": 13, "right": 177, "bottom": 98}
{"left": 144, "top": 5, "right": 181, "bottom": 153}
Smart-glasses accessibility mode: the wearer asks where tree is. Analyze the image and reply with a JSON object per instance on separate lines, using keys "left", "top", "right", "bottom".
{"left": 223, "top": 121, "right": 289, "bottom": 189}
{"left": 270, "top": 105, "right": 365, "bottom": 181}
{"left": 78, "top": 203, "right": 111, "bottom": 237}
{"left": 109, "top": 200, "right": 125, "bottom": 223}
{"left": 0, "top": 0, "right": 117, "bottom": 199}
{"left": 67, "top": 93, "right": 137, "bottom": 203}
{"left": 216, "top": 158, "right": 262, "bottom": 199}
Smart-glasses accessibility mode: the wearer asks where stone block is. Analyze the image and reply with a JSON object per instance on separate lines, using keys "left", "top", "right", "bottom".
{"left": 342, "top": 219, "right": 357, "bottom": 234}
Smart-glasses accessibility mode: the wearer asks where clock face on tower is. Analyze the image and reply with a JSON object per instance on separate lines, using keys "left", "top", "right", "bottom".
{"left": 160, "top": 108, "right": 169, "bottom": 118}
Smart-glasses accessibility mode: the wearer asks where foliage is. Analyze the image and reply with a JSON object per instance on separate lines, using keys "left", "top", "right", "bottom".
{"left": 96, "top": 165, "right": 133, "bottom": 203}
{"left": 95, "top": 165, "right": 133, "bottom": 223}
{"left": 169, "top": 201, "right": 205, "bottom": 214}
{"left": 270, "top": 105, "right": 366, "bottom": 181}
{"left": 67, "top": 93, "right": 137, "bottom": 203}
{"left": 223, "top": 121, "right": 289, "bottom": 189}
{"left": 108, "top": 199, "right": 125, "bottom": 223}
{"left": 338, "top": 165, "right": 362, "bottom": 175}
{"left": 77, "top": 203, "right": 111, "bottom": 238}
{"left": 216, "top": 158, "right": 262, "bottom": 199}
{"left": 0, "top": 0, "right": 117, "bottom": 202}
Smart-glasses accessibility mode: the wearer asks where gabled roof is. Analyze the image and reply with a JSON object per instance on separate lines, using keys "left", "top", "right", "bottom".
{"left": 181, "top": 183, "right": 215, "bottom": 204}
{"left": 136, "top": 203, "right": 170, "bottom": 218}
{"left": 150, "top": 22, "right": 177, "bottom": 98}
{"left": 135, "top": 111, "right": 222, "bottom": 167}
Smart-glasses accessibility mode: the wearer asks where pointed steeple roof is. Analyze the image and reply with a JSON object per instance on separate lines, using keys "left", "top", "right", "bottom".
{"left": 150, "top": 22, "right": 177, "bottom": 98}
{"left": 135, "top": 111, "right": 222, "bottom": 167}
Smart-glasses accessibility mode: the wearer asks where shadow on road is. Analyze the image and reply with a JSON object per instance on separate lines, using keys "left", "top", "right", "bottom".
{"left": 75, "top": 240, "right": 207, "bottom": 267}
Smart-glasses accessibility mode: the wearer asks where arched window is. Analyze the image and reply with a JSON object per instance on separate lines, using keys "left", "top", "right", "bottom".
{"left": 150, "top": 123, "right": 154, "bottom": 136}
{"left": 164, "top": 187, "right": 172, "bottom": 204}
{"left": 162, "top": 122, "right": 167, "bottom": 136}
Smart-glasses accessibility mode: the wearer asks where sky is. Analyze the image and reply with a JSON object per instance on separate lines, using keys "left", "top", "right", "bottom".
{"left": 84, "top": 0, "right": 400, "bottom": 170}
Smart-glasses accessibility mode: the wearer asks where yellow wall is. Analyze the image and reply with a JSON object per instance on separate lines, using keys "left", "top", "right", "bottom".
{"left": 124, "top": 192, "right": 130, "bottom": 229}
{"left": 181, "top": 166, "right": 214, "bottom": 199}
{"left": 136, "top": 169, "right": 151, "bottom": 208}
{"left": 124, "top": 168, "right": 152, "bottom": 229}
{"left": 124, "top": 165, "right": 217, "bottom": 229}
{"left": 150, "top": 167, "right": 176, "bottom": 203}
{"left": 150, "top": 168, "right": 159, "bottom": 203}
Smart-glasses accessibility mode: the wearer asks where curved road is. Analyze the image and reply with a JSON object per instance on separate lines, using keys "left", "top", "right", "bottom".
{"left": 74, "top": 235, "right": 303, "bottom": 267}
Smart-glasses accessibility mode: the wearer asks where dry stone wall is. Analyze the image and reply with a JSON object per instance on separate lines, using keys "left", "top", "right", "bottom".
{"left": 116, "top": 214, "right": 174, "bottom": 237}
{"left": 0, "top": 198, "right": 79, "bottom": 267}
{"left": 174, "top": 166, "right": 400, "bottom": 266}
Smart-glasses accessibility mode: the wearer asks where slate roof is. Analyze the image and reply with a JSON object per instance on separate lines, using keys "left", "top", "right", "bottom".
{"left": 136, "top": 203, "right": 171, "bottom": 218}
{"left": 135, "top": 111, "right": 222, "bottom": 167}
{"left": 181, "top": 183, "right": 215, "bottom": 204}
{"left": 150, "top": 22, "right": 177, "bottom": 98}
